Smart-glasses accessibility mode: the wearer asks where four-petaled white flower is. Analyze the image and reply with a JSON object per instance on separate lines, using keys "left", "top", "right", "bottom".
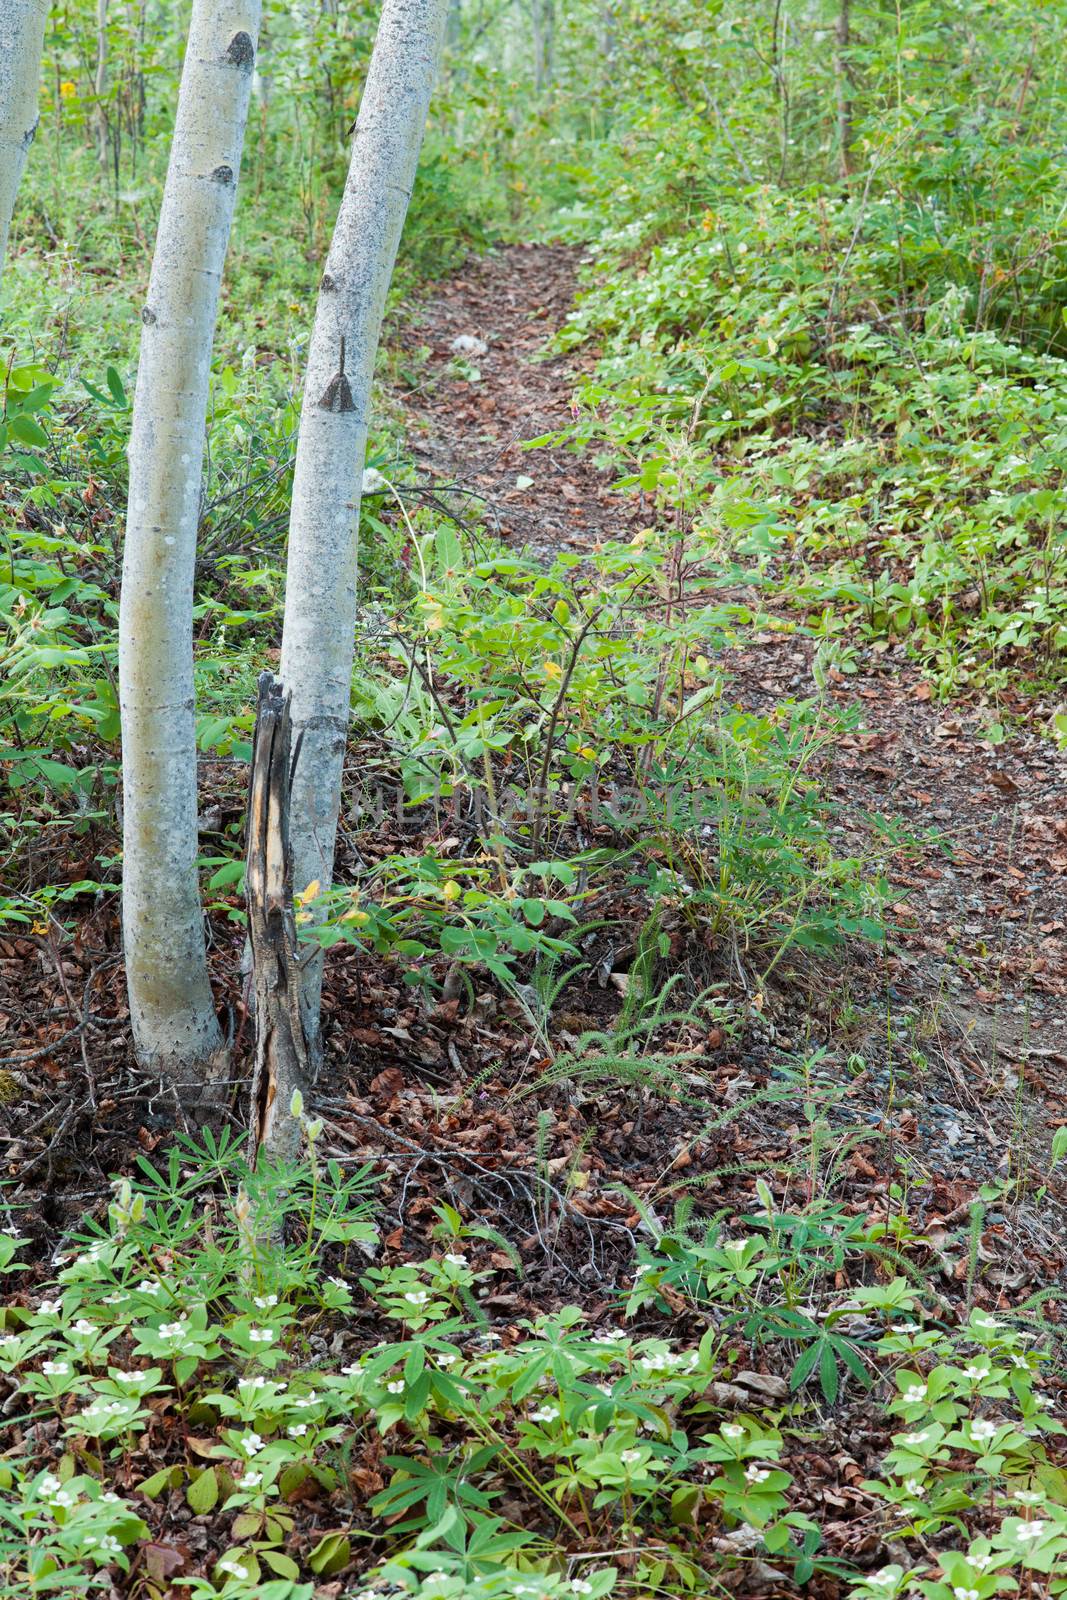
{"left": 1014, "top": 1521, "right": 1048, "bottom": 1543}
{"left": 904, "top": 1478, "right": 923, "bottom": 1496}
{"left": 341, "top": 1363, "right": 361, "bottom": 1376}
{"left": 745, "top": 1464, "right": 770, "bottom": 1484}
{"left": 952, "top": 1588, "right": 979, "bottom": 1600}
{"left": 112, "top": 1369, "right": 145, "bottom": 1383}
{"left": 443, "top": 1253, "right": 467, "bottom": 1267}
{"left": 1014, "top": 1490, "right": 1045, "bottom": 1506}
{"left": 37, "top": 1299, "right": 62, "bottom": 1316}
{"left": 252, "top": 1295, "right": 277, "bottom": 1310}
{"left": 327, "top": 1275, "right": 349, "bottom": 1290}
{"left": 529, "top": 1406, "right": 557, "bottom": 1423}
{"left": 722, "top": 1423, "right": 745, "bottom": 1439}
{"left": 237, "top": 1471, "right": 262, "bottom": 1490}
{"left": 247, "top": 1326, "right": 274, "bottom": 1344}
{"left": 403, "top": 1290, "right": 429, "bottom": 1306}
{"left": 72, "top": 1319, "right": 95, "bottom": 1336}
{"left": 288, "top": 1423, "right": 308, "bottom": 1438}
{"left": 37, "top": 1474, "right": 61, "bottom": 1497}
{"left": 962, "top": 1364, "right": 986, "bottom": 1381}
{"left": 902, "top": 1430, "right": 929, "bottom": 1446}
{"left": 903, "top": 1384, "right": 925, "bottom": 1403}
{"left": 42, "top": 1360, "right": 70, "bottom": 1376}
{"left": 240, "top": 1432, "right": 263, "bottom": 1456}
{"left": 620, "top": 1447, "right": 642, "bottom": 1466}
{"left": 136, "top": 1280, "right": 162, "bottom": 1295}
{"left": 386, "top": 1379, "right": 405, "bottom": 1394}
{"left": 218, "top": 1557, "right": 248, "bottom": 1578}
{"left": 570, "top": 1584, "right": 593, "bottom": 1596}
{"left": 970, "top": 1419, "right": 997, "bottom": 1442}
{"left": 868, "top": 1572, "right": 898, "bottom": 1588}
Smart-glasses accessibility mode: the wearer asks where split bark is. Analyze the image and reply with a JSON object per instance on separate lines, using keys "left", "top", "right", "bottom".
{"left": 246, "top": 673, "right": 313, "bottom": 1164}
{"left": 278, "top": 0, "right": 449, "bottom": 1058}
{"left": 118, "top": 0, "right": 260, "bottom": 1091}
{"left": 0, "top": 1, "right": 50, "bottom": 282}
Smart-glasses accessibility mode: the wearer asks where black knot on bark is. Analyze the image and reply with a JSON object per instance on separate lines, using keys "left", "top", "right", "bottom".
{"left": 225, "top": 31, "right": 255, "bottom": 69}
{"left": 141, "top": 306, "right": 157, "bottom": 325}
{"left": 317, "top": 335, "right": 356, "bottom": 413}
{"left": 210, "top": 165, "right": 234, "bottom": 186}
{"left": 321, "top": 272, "right": 337, "bottom": 292}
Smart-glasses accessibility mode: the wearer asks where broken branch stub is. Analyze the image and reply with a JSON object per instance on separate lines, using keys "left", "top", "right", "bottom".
{"left": 246, "top": 671, "right": 313, "bottom": 1163}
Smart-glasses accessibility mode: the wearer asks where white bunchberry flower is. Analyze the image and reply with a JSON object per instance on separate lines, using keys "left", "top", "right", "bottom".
{"left": 620, "top": 1448, "right": 642, "bottom": 1465}
{"left": 72, "top": 1319, "right": 95, "bottom": 1336}
{"left": 745, "top": 1464, "right": 770, "bottom": 1483}
{"left": 159, "top": 1320, "right": 187, "bottom": 1339}
{"left": 953, "top": 1588, "right": 979, "bottom": 1600}
{"left": 570, "top": 1584, "right": 593, "bottom": 1596}
{"left": 970, "top": 1419, "right": 997, "bottom": 1442}
{"left": 237, "top": 1471, "right": 262, "bottom": 1490}
{"left": 240, "top": 1432, "right": 263, "bottom": 1456}
{"left": 722, "top": 1423, "right": 745, "bottom": 1439}
{"left": 327, "top": 1276, "right": 348, "bottom": 1290}
{"left": 529, "top": 1406, "right": 557, "bottom": 1423}
{"left": 1014, "top": 1521, "right": 1048, "bottom": 1543}
{"left": 291, "top": 1390, "right": 318, "bottom": 1408}
{"left": 868, "top": 1571, "right": 897, "bottom": 1587}
{"left": 973, "top": 1314, "right": 1001, "bottom": 1330}
{"left": 902, "top": 1430, "right": 929, "bottom": 1446}
{"left": 252, "top": 1295, "right": 277, "bottom": 1309}
{"left": 37, "top": 1474, "right": 61, "bottom": 1496}
{"left": 962, "top": 1364, "right": 986, "bottom": 1380}
{"left": 288, "top": 1423, "right": 308, "bottom": 1438}
{"left": 51, "top": 1488, "right": 76, "bottom": 1508}
{"left": 247, "top": 1326, "right": 274, "bottom": 1344}
{"left": 386, "top": 1380, "right": 404, "bottom": 1394}
{"left": 443, "top": 1253, "right": 467, "bottom": 1267}
{"left": 403, "top": 1290, "right": 429, "bottom": 1307}
{"left": 136, "top": 1280, "right": 162, "bottom": 1295}
{"left": 37, "top": 1299, "right": 62, "bottom": 1316}
{"left": 218, "top": 1558, "right": 247, "bottom": 1578}
{"left": 904, "top": 1478, "right": 923, "bottom": 1496}
{"left": 903, "top": 1384, "right": 925, "bottom": 1403}
{"left": 42, "top": 1360, "right": 70, "bottom": 1376}
{"left": 100, "top": 1491, "right": 120, "bottom": 1503}
{"left": 112, "top": 1369, "right": 146, "bottom": 1383}
{"left": 1014, "top": 1490, "right": 1045, "bottom": 1506}
{"left": 341, "top": 1363, "right": 361, "bottom": 1376}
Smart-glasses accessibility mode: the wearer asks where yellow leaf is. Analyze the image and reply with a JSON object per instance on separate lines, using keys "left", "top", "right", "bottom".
{"left": 543, "top": 660, "right": 562, "bottom": 679}
{"left": 297, "top": 878, "right": 320, "bottom": 905}
{"left": 59, "top": 80, "right": 77, "bottom": 99}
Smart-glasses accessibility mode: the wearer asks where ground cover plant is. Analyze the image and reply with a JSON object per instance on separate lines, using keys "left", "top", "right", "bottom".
{"left": 0, "top": 1, "right": 1066, "bottom": 1598}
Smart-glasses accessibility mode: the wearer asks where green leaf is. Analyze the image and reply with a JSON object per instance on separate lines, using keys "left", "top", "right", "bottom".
{"left": 260, "top": 1550, "right": 300, "bottom": 1580}
{"left": 106, "top": 365, "right": 128, "bottom": 407}
{"left": 140, "top": 1466, "right": 182, "bottom": 1498}
{"left": 8, "top": 412, "right": 48, "bottom": 447}
{"left": 308, "top": 1533, "right": 350, "bottom": 1576}
{"left": 186, "top": 1466, "right": 218, "bottom": 1514}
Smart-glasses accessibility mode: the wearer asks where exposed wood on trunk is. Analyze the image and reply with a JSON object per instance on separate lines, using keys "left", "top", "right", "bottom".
{"left": 246, "top": 672, "right": 313, "bottom": 1164}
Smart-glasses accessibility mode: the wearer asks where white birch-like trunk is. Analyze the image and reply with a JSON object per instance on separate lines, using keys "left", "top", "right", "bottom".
{"left": 0, "top": 1, "right": 49, "bottom": 282}
{"left": 119, "top": 0, "right": 260, "bottom": 1087}
{"left": 279, "top": 0, "right": 449, "bottom": 1048}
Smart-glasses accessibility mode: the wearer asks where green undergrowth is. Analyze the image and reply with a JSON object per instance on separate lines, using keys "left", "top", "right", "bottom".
{"left": 1, "top": 1121, "right": 1065, "bottom": 1598}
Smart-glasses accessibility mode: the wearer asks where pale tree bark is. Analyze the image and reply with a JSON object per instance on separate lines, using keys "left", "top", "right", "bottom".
{"left": 94, "top": 0, "right": 109, "bottom": 171}
{"left": 0, "top": 1, "right": 50, "bottom": 282}
{"left": 119, "top": 0, "right": 260, "bottom": 1091}
{"left": 279, "top": 0, "right": 449, "bottom": 1063}
{"left": 834, "top": 0, "right": 854, "bottom": 179}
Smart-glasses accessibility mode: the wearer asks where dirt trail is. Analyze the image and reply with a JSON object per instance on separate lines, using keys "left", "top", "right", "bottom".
{"left": 403, "top": 240, "right": 1067, "bottom": 1191}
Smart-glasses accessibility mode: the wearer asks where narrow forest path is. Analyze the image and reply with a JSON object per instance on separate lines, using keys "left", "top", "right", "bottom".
{"left": 398, "top": 241, "right": 1067, "bottom": 1228}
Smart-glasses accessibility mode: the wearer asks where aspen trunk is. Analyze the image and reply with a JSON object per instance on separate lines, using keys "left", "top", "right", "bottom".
{"left": 278, "top": 0, "right": 449, "bottom": 1056}
{"left": 246, "top": 673, "right": 313, "bottom": 1164}
{"left": 834, "top": 0, "right": 854, "bottom": 180}
{"left": 119, "top": 0, "right": 260, "bottom": 1090}
{"left": 0, "top": 1, "right": 50, "bottom": 281}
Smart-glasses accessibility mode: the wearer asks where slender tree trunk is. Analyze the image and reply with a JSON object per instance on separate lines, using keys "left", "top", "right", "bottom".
{"left": 0, "top": 0, "right": 50, "bottom": 282}
{"left": 834, "top": 0, "right": 854, "bottom": 179}
{"left": 119, "top": 0, "right": 260, "bottom": 1092}
{"left": 94, "top": 0, "right": 109, "bottom": 170}
{"left": 246, "top": 673, "right": 313, "bottom": 1164}
{"left": 278, "top": 0, "right": 449, "bottom": 1060}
